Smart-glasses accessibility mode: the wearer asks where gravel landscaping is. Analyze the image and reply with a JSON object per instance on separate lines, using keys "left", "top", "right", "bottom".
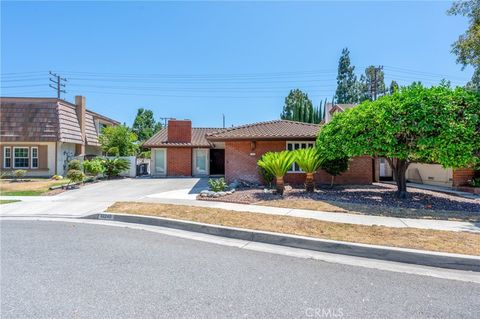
{"left": 198, "top": 183, "right": 480, "bottom": 221}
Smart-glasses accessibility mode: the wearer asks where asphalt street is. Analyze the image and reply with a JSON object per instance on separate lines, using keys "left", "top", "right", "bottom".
{"left": 1, "top": 220, "right": 479, "bottom": 318}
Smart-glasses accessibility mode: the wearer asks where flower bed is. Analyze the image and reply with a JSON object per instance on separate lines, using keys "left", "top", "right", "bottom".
{"left": 198, "top": 183, "right": 480, "bottom": 221}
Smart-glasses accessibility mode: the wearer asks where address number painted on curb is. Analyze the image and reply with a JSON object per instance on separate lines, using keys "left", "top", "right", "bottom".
{"left": 98, "top": 213, "right": 114, "bottom": 220}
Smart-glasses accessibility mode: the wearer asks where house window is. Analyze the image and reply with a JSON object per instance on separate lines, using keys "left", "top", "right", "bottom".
{"left": 31, "top": 147, "right": 38, "bottom": 169}
{"left": 286, "top": 141, "right": 315, "bottom": 172}
{"left": 13, "top": 147, "right": 29, "bottom": 168}
{"left": 3, "top": 147, "right": 11, "bottom": 168}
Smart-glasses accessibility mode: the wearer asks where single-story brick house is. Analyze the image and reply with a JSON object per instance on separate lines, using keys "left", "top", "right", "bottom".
{"left": 0, "top": 96, "right": 118, "bottom": 177}
{"left": 143, "top": 119, "right": 374, "bottom": 185}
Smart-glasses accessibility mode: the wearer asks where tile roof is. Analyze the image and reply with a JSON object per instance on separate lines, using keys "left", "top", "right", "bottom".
{"left": 206, "top": 120, "right": 320, "bottom": 140}
{"left": 143, "top": 127, "right": 220, "bottom": 148}
{"left": 0, "top": 97, "right": 118, "bottom": 144}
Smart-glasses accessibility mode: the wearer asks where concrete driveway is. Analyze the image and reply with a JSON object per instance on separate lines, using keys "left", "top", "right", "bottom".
{"left": 0, "top": 178, "right": 208, "bottom": 217}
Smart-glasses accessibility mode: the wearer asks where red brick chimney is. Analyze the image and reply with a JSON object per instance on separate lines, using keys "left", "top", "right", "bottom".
{"left": 167, "top": 119, "right": 192, "bottom": 143}
{"left": 75, "top": 95, "right": 86, "bottom": 155}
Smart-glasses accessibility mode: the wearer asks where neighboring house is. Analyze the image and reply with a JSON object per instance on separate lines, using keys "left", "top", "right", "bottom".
{"left": 0, "top": 96, "right": 119, "bottom": 177}
{"left": 143, "top": 119, "right": 374, "bottom": 184}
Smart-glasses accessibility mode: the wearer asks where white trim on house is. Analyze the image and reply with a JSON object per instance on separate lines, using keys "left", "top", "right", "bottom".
{"left": 31, "top": 146, "right": 38, "bottom": 169}
{"left": 3, "top": 146, "right": 11, "bottom": 169}
{"left": 13, "top": 146, "right": 30, "bottom": 169}
{"left": 285, "top": 141, "right": 315, "bottom": 173}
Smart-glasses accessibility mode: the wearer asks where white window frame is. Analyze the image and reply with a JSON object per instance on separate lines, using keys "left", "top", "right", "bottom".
{"left": 31, "top": 147, "right": 38, "bottom": 169}
{"left": 3, "top": 147, "right": 11, "bottom": 169}
{"left": 286, "top": 141, "right": 315, "bottom": 173}
{"left": 13, "top": 147, "right": 30, "bottom": 169}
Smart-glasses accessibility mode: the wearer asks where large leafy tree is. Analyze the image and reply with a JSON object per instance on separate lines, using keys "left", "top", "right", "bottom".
{"left": 448, "top": 0, "right": 480, "bottom": 90}
{"left": 281, "top": 89, "right": 321, "bottom": 123}
{"left": 335, "top": 48, "right": 358, "bottom": 103}
{"left": 132, "top": 108, "right": 162, "bottom": 141}
{"left": 317, "top": 84, "right": 480, "bottom": 198}
{"left": 99, "top": 125, "right": 139, "bottom": 156}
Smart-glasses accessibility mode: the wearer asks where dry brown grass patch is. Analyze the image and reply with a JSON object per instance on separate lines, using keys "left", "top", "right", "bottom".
{"left": 107, "top": 202, "right": 480, "bottom": 256}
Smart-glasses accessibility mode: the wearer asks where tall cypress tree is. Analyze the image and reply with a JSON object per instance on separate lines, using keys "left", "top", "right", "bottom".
{"left": 335, "top": 48, "right": 358, "bottom": 103}
{"left": 280, "top": 89, "right": 315, "bottom": 123}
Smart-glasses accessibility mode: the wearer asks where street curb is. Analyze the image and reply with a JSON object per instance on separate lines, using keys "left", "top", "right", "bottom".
{"left": 83, "top": 213, "right": 480, "bottom": 272}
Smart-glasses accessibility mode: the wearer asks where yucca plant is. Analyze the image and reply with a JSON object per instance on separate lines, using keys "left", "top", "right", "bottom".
{"left": 294, "top": 148, "right": 322, "bottom": 192}
{"left": 257, "top": 151, "right": 295, "bottom": 195}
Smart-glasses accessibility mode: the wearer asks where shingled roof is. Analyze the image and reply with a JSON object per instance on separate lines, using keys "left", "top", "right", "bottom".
{"left": 206, "top": 120, "right": 320, "bottom": 141}
{"left": 0, "top": 97, "right": 118, "bottom": 144}
{"left": 143, "top": 127, "right": 220, "bottom": 148}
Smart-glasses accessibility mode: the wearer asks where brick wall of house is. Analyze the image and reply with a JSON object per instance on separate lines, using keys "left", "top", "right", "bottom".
{"left": 167, "top": 148, "right": 192, "bottom": 176}
{"left": 224, "top": 140, "right": 373, "bottom": 185}
{"left": 167, "top": 120, "right": 192, "bottom": 143}
{"left": 452, "top": 168, "right": 475, "bottom": 187}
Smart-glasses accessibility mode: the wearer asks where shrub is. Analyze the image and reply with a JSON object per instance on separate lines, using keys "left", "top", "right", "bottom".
{"left": 83, "top": 158, "right": 105, "bottom": 177}
{"left": 320, "top": 157, "right": 349, "bottom": 187}
{"left": 66, "top": 169, "right": 85, "bottom": 186}
{"left": 257, "top": 151, "right": 295, "bottom": 195}
{"left": 258, "top": 166, "right": 274, "bottom": 188}
{"left": 0, "top": 171, "right": 10, "bottom": 179}
{"left": 102, "top": 158, "right": 130, "bottom": 178}
{"left": 469, "top": 177, "right": 480, "bottom": 187}
{"left": 208, "top": 178, "right": 227, "bottom": 192}
{"left": 13, "top": 169, "right": 27, "bottom": 179}
{"left": 67, "top": 159, "right": 82, "bottom": 171}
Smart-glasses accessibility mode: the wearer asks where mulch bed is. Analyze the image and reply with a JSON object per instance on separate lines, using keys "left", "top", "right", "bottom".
{"left": 199, "top": 183, "right": 480, "bottom": 218}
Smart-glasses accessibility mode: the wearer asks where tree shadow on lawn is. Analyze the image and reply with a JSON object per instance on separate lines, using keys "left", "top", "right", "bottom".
{"left": 250, "top": 184, "right": 480, "bottom": 222}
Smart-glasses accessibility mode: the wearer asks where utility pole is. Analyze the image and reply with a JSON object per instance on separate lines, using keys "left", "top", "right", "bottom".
{"left": 49, "top": 71, "right": 67, "bottom": 99}
{"left": 372, "top": 66, "right": 383, "bottom": 101}
{"left": 222, "top": 114, "right": 225, "bottom": 128}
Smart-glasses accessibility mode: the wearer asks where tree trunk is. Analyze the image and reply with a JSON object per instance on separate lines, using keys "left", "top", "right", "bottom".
{"left": 305, "top": 173, "right": 314, "bottom": 192}
{"left": 330, "top": 175, "right": 335, "bottom": 188}
{"left": 276, "top": 176, "right": 285, "bottom": 195}
{"left": 394, "top": 159, "right": 408, "bottom": 199}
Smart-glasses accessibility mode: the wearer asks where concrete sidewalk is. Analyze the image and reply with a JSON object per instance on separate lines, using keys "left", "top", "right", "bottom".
{"left": 141, "top": 197, "right": 480, "bottom": 233}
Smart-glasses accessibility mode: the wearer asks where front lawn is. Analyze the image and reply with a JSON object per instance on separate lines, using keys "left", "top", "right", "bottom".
{"left": 199, "top": 183, "right": 480, "bottom": 222}
{"left": 0, "top": 179, "right": 71, "bottom": 196}
{"left": 107, "top": 202, "right": 480, "bottom": 256}
{"left": 0, "top": 200, "right": 20, "bottom": 205}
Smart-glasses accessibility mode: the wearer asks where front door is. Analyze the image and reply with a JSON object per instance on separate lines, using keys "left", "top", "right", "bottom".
{"left": 210, "top": 149, "right": 225, "bottom": 175}
{"left": 193, "top": 149, "right": 208, "bottom": 176}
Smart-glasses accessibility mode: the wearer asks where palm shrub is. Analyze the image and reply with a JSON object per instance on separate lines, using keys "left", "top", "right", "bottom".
{"left": 320, "top": 157, "right": 349, "bottom": 187}
{"left": 294, "top": 148, "right": 322, "bottom": 192}
{"left": 102, "top": 158, "right": 130, "bottom": 179}
{"left": 257, "top": 151, "right": 295, "bottom": 195}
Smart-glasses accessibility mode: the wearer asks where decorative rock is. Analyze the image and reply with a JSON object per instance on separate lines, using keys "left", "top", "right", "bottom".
{"left": 218, "top": 191, "right": 227, "bottom": 196}
{"left": 200, "top": 190, "right": 210, "bottom": 195}
{"left": 213, "top": 193, "right": 220, "bottom": 198}
{"left": 200, "top": 193, "right": 208, "bottom": 197}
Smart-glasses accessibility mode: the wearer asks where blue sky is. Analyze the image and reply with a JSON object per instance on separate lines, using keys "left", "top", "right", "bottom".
{"left": 1, "top": 1, "right": 473, "bottom": 127}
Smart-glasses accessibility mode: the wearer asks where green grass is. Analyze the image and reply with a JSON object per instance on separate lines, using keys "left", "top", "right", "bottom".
{"left": 0, "top": 200, "right": 20, "bottom": 204}
{"left": 0, "top": 190, "right": 45, "bottom": 196}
